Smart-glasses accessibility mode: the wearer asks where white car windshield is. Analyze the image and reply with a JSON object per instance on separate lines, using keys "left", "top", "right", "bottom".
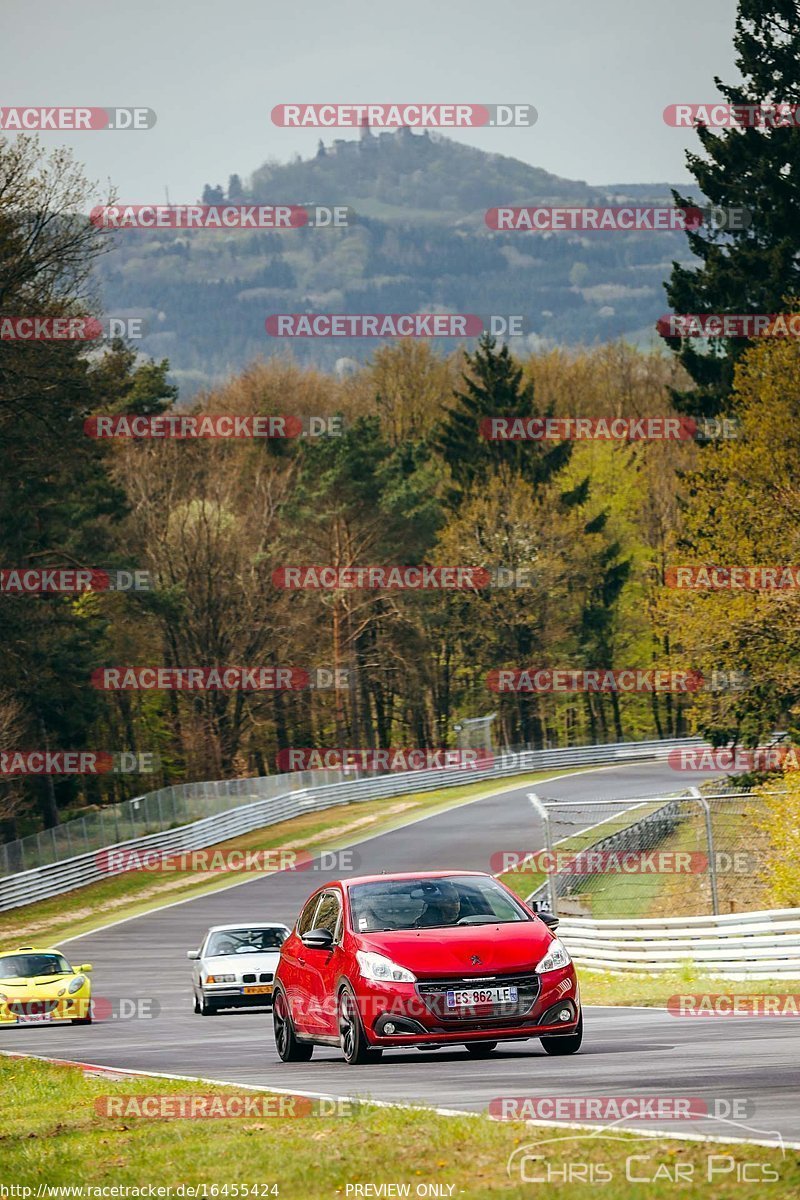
{"left": 205, "top": 928, "right": 287, "bottom": 956}
{"left": 0, "top": 953, "right": 72, "bottom": 978}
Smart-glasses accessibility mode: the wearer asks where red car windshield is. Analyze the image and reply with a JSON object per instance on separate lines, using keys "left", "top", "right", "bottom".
{"left": 348, "top": 876, "right": 530, "bottom": 933}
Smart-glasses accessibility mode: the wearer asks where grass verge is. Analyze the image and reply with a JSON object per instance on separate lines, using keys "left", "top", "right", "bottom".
{"left": 1, "top": 769, "right": 580, "bottom": 952}
{"left": 0, "top": 1057, "right": 794, "bottom": 1199}
{"left": 579, "top": 967, "right": 800, "bottom": 1007}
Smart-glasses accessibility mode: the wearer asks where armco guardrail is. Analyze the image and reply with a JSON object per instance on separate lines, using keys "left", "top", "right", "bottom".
{"left": 0, "top": 736, "right": 707, "bottom": 912}
{"left": 557, "top": 909, "right": 800, "bottom": 979}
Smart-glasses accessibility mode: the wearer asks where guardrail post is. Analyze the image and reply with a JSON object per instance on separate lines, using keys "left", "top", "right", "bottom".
{"left": 528, "top": 792, "right": 557, "bottom": 915}
{"left": 690, "top": 786, "right": 719, "bottom": 916}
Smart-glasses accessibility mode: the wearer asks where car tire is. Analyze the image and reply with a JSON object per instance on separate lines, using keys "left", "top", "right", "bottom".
{"left": 273, "top": 989, "right": 313, "bottom": 1062}
{"left": 338, "top": 986, "right": 382, "bottom": 1065}
{"left": 193, "top": 992, "right": 201, "bottom": 1014}
{"left": 540, "top": 1013, "right": 583, "bottom": 1055}
{"left": 464, "top": 1041, "right": 497, "bottom": 1057}
{"left": 199, "top": 995, "right": 218, "bottom": 1016}
{"left": 71, "top": 1016, "right": 92, "bottom": 1025}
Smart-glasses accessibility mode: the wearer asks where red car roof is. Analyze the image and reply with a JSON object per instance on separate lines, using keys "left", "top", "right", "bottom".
{"left": 338, "top": 869, "right": 490, "bottom": 889}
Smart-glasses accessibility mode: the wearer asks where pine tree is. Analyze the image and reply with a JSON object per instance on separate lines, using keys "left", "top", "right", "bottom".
{"left": 434, "top": 334, "right": 571, "bottom": 498}
{"left": 665, "top": 0, "right": 800, "bottom": 416}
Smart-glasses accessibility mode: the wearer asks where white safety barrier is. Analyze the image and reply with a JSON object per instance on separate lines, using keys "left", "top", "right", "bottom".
{"left": 559, "top": 909, "right": 800, "bottom": 978}
{"left": 0, "top": 736, "right": 707, "bottom": 912}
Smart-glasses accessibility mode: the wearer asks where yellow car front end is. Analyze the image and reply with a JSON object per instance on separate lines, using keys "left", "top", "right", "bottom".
{"left": 0, "top": 946, "right": 93, "bottom": 1026}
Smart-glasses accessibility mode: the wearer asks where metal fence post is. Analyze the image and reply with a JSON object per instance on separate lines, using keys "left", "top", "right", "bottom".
{"left": 690, "top": 786, "right": 719, "bottom": 916}
{"left": 528, "top": 792, "right": 557, "bottom": 915}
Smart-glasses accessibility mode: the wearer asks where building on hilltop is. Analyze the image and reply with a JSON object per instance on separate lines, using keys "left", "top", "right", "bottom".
{"left": 325, "top": 125, "right": 431, "bottom": 156}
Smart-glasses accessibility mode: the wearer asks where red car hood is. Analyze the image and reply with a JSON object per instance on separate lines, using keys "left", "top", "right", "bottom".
{"left": 356, "top": 921, "right": 552, "bottom": 978}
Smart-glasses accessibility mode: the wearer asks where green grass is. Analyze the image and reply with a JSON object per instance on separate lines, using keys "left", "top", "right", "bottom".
{"left": 579, "top": 966, "right": 800, "bottom": 1007}
{"left": 1, "top": 769, "right": 582, "bottom": 952}
{"left": 0, "top": 1057, "right": 794, "bottom": 1198}
{"left": 575, "top": 799, "right": 772, "bottom": 919}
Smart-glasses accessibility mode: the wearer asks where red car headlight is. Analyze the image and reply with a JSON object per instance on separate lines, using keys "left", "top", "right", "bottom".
{"left": 356, "top": 950, "right": 416, "bottom": 984}
{"left": 535, "top": 938, "right": 572, "bottom": 973}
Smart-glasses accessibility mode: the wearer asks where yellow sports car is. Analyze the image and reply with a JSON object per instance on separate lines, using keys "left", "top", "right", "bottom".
{"left": 0, "top": 946, "right": 93, "bottom": 1026}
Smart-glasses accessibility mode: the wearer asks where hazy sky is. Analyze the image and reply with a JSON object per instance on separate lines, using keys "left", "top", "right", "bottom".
{"left": 2, "top": 0, "right": 739, "bottom": 201}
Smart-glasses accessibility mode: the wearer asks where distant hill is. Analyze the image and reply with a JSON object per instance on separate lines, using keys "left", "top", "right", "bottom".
{"left": 248, "top": 129, "right": 605, "bottom": 221}
{"left": 96, "top": 130, "right": 701, "bottom": 396}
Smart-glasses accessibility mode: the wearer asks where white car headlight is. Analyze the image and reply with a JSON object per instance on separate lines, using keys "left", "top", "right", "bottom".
{"left": 356, "top": 950, "right": 416, "bottom": 984}
{"left": 68, "top": 975, "right": 86, "bottom": 994}
{"left": 535, "top": 938, "right": 571, "bottom": 973}
{"left": 206, "top": 974, "right": 236, "bottom": 984}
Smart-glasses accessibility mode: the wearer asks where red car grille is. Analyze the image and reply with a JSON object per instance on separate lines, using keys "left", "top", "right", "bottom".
{"left": 8, "top": 1000, "right": 59, "bottom": 1016}
{"left": 416, "top": 972, "right": 541, "bottom": 1025}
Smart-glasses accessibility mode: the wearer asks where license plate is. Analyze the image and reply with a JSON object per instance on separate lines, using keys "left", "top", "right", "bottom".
{"left": 445, "top": 986, "right": 518, "bottom": 1008}
{"left": 243, "top": 985, "right": 273, "bottom": 995}
{"left": 17, "top": 1012, "right": 53, "bottom": 1024}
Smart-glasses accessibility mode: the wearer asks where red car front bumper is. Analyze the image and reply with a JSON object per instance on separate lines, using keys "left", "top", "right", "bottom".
{"left": 352, "top": 965, "right": 579, "bottom": 1046}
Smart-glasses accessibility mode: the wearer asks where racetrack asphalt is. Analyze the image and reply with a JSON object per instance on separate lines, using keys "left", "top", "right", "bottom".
{"left": 3, "top": 760, "right": 798, "bottom": 1146}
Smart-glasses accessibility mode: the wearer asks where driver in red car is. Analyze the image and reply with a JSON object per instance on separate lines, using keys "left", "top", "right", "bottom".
{"left": 413, "top": 881, "right": 461, "bottom": 928}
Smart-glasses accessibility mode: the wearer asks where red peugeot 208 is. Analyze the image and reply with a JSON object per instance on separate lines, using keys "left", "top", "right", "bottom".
{"left": 273, "top": 870, "right": 581, "bottom": 1065}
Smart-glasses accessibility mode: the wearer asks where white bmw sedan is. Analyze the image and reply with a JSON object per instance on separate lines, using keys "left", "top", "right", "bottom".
{"left": 188, "top": 923, "right": 290, "bottom": 1015}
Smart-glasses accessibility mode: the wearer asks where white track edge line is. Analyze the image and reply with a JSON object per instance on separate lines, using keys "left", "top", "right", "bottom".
{"left": 2, "top": 1048, "right": 795, "bottom": 1152}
